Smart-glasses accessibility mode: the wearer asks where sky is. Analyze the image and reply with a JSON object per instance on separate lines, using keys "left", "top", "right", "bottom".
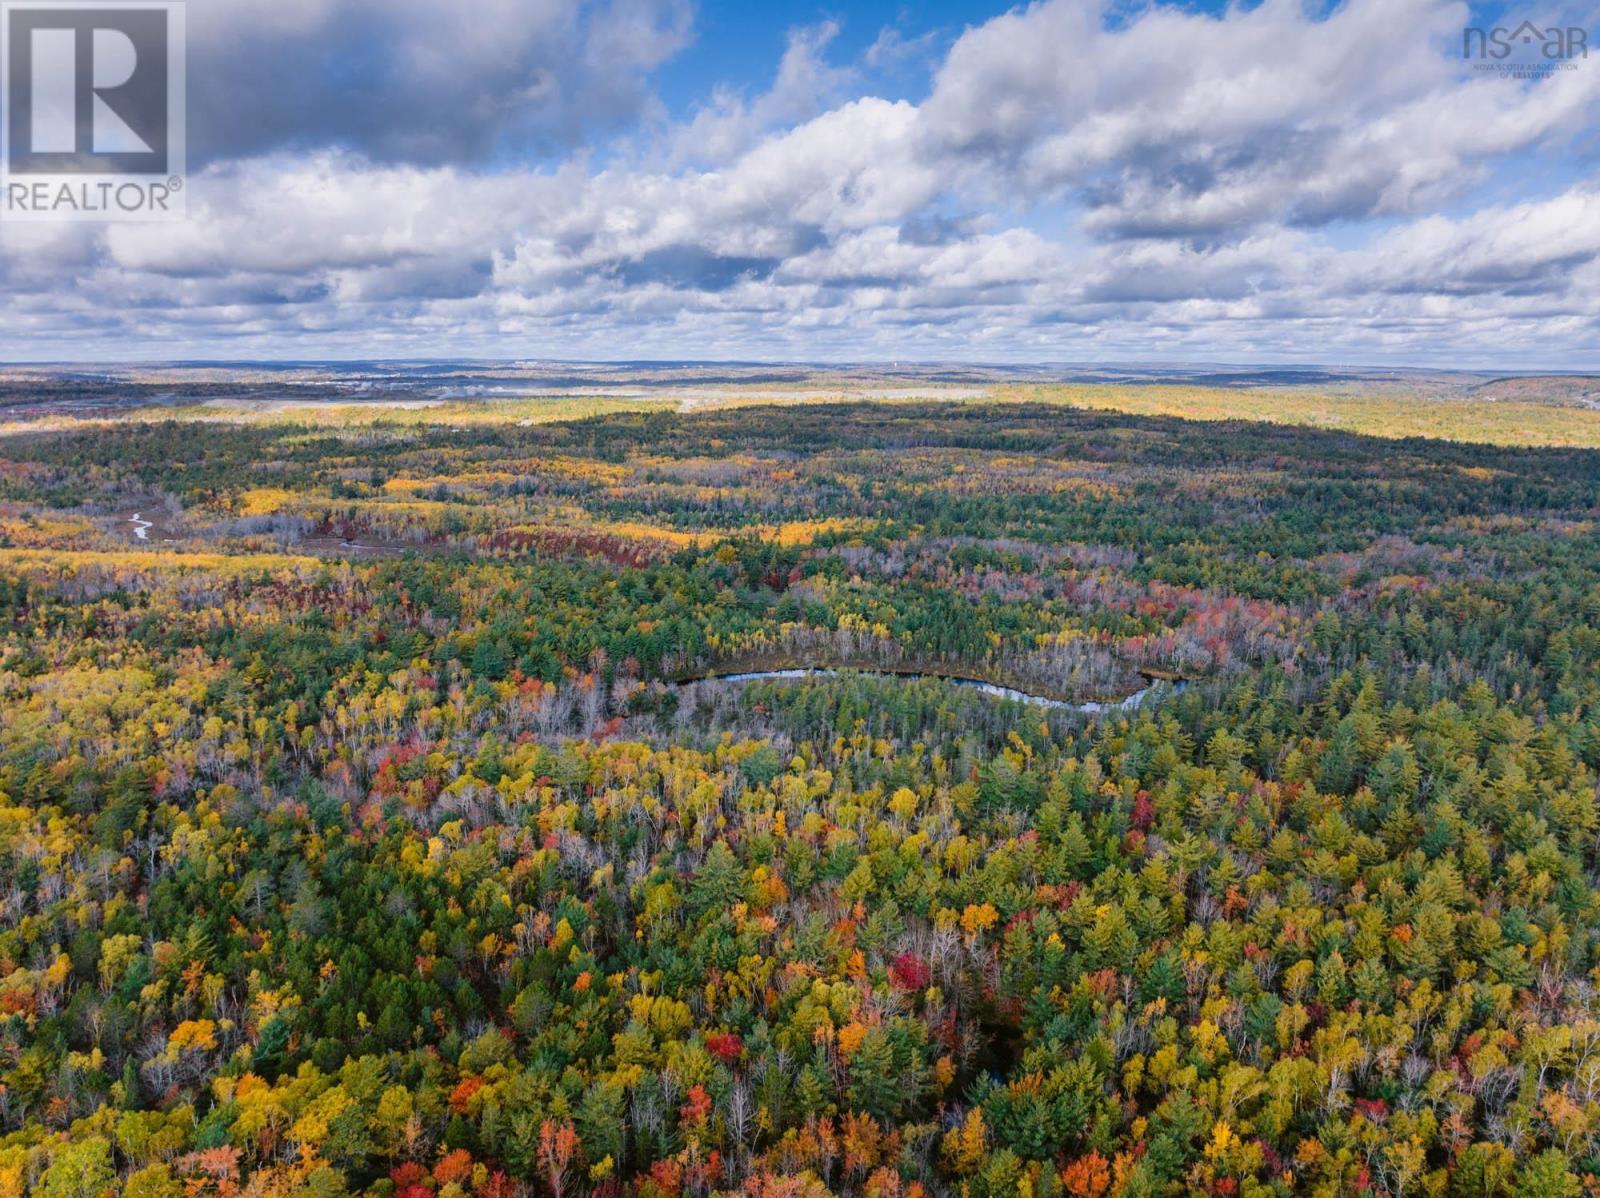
{"left": 1, "top": 0, "right": 1597, "bottom": 367}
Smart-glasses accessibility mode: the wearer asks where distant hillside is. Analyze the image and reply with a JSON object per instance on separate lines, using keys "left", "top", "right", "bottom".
{"left": 1468, "top": 375, "right": 1600, "bottom": 407}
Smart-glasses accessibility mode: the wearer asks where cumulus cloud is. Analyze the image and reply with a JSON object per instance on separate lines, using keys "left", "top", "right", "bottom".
{"left": 186, "top": 0, "right": 692, "bottom": 166}
{"left": 915, "top": 0, "right": 1598, "bottom": 235}
{"left": 0, "top": 0, "right": 1597, "bottom": 365}
{"left": 1351, "top": 190, "right": 1600, "bottom": 297}
{"left": 664, "top": 21, "right": 859, "bottom": 167}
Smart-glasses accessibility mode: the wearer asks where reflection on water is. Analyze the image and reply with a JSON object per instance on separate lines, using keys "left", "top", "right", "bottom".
{"left": 691, "top": 668, "right": 1186, "bottom": 713}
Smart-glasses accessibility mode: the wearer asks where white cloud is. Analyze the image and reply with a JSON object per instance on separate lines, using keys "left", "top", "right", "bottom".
{"left": 665, "top": 21, "right": 859, "bottom": 167}
{"left": 0, "top": 0, "right": 1597, "bottom": 365}
{"left": 1350, "top": 189, "right": 1600, "bottom": 296}
{"left": 916, "top": 0, "right": 1598, "bottom": 235}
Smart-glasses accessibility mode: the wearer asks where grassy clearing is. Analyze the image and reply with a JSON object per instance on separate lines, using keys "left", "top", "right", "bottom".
{"left": 8, "top": 382, "right": 1600, "bottom": 450}
{"left": 992, "top": 383, "right": 1600, "bottom": 449}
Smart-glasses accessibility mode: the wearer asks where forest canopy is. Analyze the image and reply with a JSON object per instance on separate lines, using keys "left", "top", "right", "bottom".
{"left": 0, "top": 400, "right": 1598, "bottom": 1198}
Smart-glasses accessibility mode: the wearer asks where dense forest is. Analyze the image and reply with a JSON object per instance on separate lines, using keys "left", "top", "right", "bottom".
{"left": 1, "top": 401, "right": 1599, "bottom": 1197}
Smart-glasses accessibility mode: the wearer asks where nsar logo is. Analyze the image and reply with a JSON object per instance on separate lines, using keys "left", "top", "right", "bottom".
{"left": 1463, "top": 20, "right": 1588, "bottom": 77}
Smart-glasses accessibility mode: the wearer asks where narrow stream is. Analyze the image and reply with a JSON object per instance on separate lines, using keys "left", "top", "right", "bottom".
{"left": 684, "top": 668, "right": 1186, "bottom": 713}
{"left": 129, "top": 513, "right": 153, "bottom": 541}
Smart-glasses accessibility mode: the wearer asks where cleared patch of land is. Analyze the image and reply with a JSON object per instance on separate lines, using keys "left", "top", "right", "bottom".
{"left": 4, "top": 362, "right": 1600, "bottom": 448}
{"left": 989, "top": 382, "right": 1600, "bottom": 448}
